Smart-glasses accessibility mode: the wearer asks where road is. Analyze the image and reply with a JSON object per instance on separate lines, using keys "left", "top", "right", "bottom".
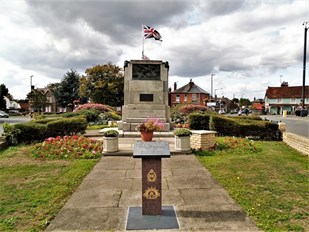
{"left": 0, "top": 116, "right": 32, "bottom": 136}
{"left": 261, "top": 115, "right": 309, "bottom": 138}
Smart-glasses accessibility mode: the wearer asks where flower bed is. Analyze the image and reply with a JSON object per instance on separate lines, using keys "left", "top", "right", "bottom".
{"left": 32, "top": 135, "right": 103, "bottom": 159}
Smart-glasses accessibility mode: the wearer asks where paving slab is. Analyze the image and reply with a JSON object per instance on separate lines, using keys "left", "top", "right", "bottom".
{"left": 46, "top": 153, "right": 260, "bottom": 231}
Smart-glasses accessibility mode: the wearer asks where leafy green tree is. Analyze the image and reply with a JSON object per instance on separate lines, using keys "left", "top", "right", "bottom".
{"left": 80, "top": 63, "right": 124, "bottom": 106}
{"left": 231, "top": 98, "right": 239, "bottom": 104}
{"left": 53, "top": 69, "right": 80, "bottom": 109}
{"left": 27, "top": 89, "right": 47, "bottom": 112}
{"left": 0, "top": 84, "right": 9, "bottom": 110}
{"left": 239, "top": 98, "right": 251, "bottom": 107}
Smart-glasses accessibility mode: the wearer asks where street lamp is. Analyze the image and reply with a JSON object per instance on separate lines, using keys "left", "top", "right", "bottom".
{"left": 214, "top": 88, "right": 223, "bottom": 100}
{"left": 30, "top": 75, "right": 34, "bottom": 91}
{"left": 210, "top": 73, "right": 215, "bottom": 101}
{"left": 301, "top": 21, "right": 308, "bottom": 116}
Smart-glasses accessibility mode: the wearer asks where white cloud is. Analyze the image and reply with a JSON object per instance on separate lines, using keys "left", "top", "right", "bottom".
{"left": 0, "top": 0, "right": 308, "bottom": 100}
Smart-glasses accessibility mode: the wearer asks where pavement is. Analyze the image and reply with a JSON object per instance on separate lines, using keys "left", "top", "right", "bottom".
{"left": 46, "top": 135, "right": 259, "bottom": 232}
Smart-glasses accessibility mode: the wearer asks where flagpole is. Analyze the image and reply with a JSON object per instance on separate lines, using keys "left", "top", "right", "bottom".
{"left": 142, "top": 24, "right": 145, "bottom": 59}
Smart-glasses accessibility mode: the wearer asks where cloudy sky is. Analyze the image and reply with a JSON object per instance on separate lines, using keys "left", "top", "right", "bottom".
{"left": 1, "top": 0, "right": 308, "bottom": 101}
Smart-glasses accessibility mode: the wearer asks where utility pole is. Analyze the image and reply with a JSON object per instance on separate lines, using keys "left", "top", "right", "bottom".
{"left": 301, "top": 21, "right": 308, "bottom": 116}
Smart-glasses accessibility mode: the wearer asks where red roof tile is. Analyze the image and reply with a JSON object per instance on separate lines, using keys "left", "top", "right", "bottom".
{"left": 265, "top": 86, "right": 309, "bottom": 98}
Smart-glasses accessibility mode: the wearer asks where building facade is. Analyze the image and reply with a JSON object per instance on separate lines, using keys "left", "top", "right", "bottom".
{"left": 170, "top": 79, "right": 210, "bottom": 107}
{"left": 265, "top": 82, "right": 309, "bottom": 115}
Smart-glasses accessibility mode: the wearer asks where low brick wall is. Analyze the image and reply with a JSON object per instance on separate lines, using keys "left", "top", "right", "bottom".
{"left": 283, "top": 132, "right": 309, "bottom": 156}
{"left": 190, "top": 130, "right": 216, "bottom": 150}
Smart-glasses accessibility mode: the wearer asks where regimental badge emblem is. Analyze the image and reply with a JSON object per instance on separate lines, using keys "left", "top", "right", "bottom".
{"left": 143, "top": 187, "right": 161, "bottom": 200}
{"left": 147, "top": 169, "right": 157, "bottom": 182}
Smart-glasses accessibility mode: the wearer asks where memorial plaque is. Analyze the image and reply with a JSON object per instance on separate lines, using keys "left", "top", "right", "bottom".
{"left": 132, "top": 64, "right": 160, "bottom": 80}
{"left": 140, "top": 94, "right": 153, "bottom": 102}
{"left": 133, "top": 142, "right": 170, "bottom": 158}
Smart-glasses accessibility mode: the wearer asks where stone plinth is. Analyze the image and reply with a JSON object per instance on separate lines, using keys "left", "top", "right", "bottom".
{"left": 190, "top": 130, "right": 217, "bottom": 150}
{"left": 119, "top": 60, "right": 171, "bottom": 131}
{"left": 133, "top": 141, "right": 170, "bottom": 215}
{"left": 142, "top": 158, "right": 162, "bottom": 215}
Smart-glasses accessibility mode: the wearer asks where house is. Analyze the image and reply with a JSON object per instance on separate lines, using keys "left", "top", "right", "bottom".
{"left": 265, "top": 82, "right": 309, "bottom": 115}
{"left": 170, "top": 79, "right": 210, "bottom": 106}
{"left": 252, "top": 99, "right": 265, "bottom": 115}
{"left": 4, "top": 96, "right": 21, "bottom": 109}
{"left": 28, "top": 87, "right": 57, "bottom": 113}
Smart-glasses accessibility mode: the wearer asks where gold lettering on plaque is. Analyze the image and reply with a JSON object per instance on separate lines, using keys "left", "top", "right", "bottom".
{"left": 143, "top": 187, "right": 160, "bottom": 200}
{"left": 147, "top": 169, "right": 157, "bottom": 182}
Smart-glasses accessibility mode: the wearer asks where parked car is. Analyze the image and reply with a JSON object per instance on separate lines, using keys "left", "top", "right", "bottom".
{"left": 8, "top": 110, "right": 23, "bottom": 116}
{"left": 0, "top": 110, "right": 9, "bottom": 118}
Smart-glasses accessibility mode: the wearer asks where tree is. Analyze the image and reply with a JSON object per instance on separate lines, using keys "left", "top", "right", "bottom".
{"left": 239, "top": 98, "right": 251, "bottom": 107}
{"left": 53, "top": 69, "right": 81, "bottom": 110}
{"left": 79, "top": 63, "right": 124, "bottom": 106}
{"left": 0, "top": 84, "right": 9, "bottom": 110}
{"left": 27, "top": 89, "right": 48, "bottom": 112}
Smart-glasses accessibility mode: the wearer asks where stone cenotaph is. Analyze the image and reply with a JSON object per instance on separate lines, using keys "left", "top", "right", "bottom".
{"left": 118, "top": 60, "right": 171, "bottom": 131}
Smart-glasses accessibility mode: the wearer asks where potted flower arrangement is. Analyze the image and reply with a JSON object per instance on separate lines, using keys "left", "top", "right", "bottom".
{"left": 102, "top": 129, "right": 119, "bottom": 153}
{"left": 173, "top": 128, "right": 192, "bottom": 151}
{"left": 136, "top": 117, "right": 164, "bottom": 141}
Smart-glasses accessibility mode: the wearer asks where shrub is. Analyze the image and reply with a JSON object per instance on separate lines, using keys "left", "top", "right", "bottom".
{"left": 46, "top": 117, "right": 87, "bottom": 137}
{"left": 90, "top": 112, "right": 122, "bottom": 125}
{"left": 178, "top": 104, "right": 207, "bottom": 114}
{"left": 188, "top": 113, "right": 210, "bottom": 130}
{"left": 171, "top": 111, "right": 187, "bottom": 124}
{"left": 173, "top": 128, "right": 192, "bottom": 137}
{"left": 73, "top": 103, "right": 112, "bottom": 113}
{"left": 32, "top": 118, "right": 60, "bottom": 124}
{"left": 102, "top": 129, "right": 119, "bottom": 137}
{"left": 32, "top": 135, "right": 103, "bottom": 159}
{"left": 3, "top": 122, "right": 47, "bottom": 145}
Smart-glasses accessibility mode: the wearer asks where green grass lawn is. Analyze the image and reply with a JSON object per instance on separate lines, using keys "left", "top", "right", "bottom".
{"left": 196, "top": 138, "right": 309, "bottom": 231}
{"left": 0, "top": 146, "right": 98, "bottom": 231}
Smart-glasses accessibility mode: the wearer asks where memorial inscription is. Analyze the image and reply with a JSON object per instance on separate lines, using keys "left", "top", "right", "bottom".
{"left": 133, "top": 142, "right": 170, "bottom": 158}
{"left": 132, "top": 64, "right": 160, "bottom": 80}
{"left": 140, "top": 94, "right": 153, "bottom": 102}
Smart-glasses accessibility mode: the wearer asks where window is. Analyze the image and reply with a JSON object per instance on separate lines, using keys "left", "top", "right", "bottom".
{"left": 192, "top": 94, "right": 197, "bottom": 102}
{"left": 184, "top": 94, "right": 187, "bottom": 102}
{"left": 291, "top": 98, "right": 295, "bottom": 103}
{"left": 277, "top": 98, "right": 282, "bottom": 103}
{"left": 176, "top": 94, "right": 180, "bottom": 102}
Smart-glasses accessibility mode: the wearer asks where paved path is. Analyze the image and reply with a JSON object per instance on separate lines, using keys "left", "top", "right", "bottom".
{"left": 46, "top": 154, "right": 259, "bottom": 231}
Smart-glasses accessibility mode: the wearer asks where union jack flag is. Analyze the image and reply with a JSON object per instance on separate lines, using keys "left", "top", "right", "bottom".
{"left": 143, "top": 25, "right": 162, "bottom": 41}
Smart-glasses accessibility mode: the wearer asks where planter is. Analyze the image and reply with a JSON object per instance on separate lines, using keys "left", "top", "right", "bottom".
{"left": 103, "top": 137, "right": 119, "bottom": 153}
{"left": 175, "top": 136, "right": 191, "bottom": 151}
{"left": 140, "top": 131, "right": 154, "bottom": 142}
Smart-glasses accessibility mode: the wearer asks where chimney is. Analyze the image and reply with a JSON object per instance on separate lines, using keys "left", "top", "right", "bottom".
{"left": 281, "top": 81, "right": 288, "bottom": 87}
{"left": 189, "top": 79, "right": 194, "bottom": 88}
{"left": 174, "top": 82, "right": 177, "bottom": 91}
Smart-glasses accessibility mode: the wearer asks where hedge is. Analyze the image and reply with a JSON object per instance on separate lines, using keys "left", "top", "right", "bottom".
{"left": 188, "top": 113, "right": 210, "bottom": 130}
{"left": 9, "top": 123, "right": 47, "bottom": 144}
{"left": 46, "top": 117, "right": 87, "bottom": 137}
{"left": 188, "top": 113, "right": 281, "bottom": 140}
{"left": 3, "top": 117, "right": 87, "bottom": 145}
{"left": 210, "top": 115, "right": 281, "bottom": 140}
